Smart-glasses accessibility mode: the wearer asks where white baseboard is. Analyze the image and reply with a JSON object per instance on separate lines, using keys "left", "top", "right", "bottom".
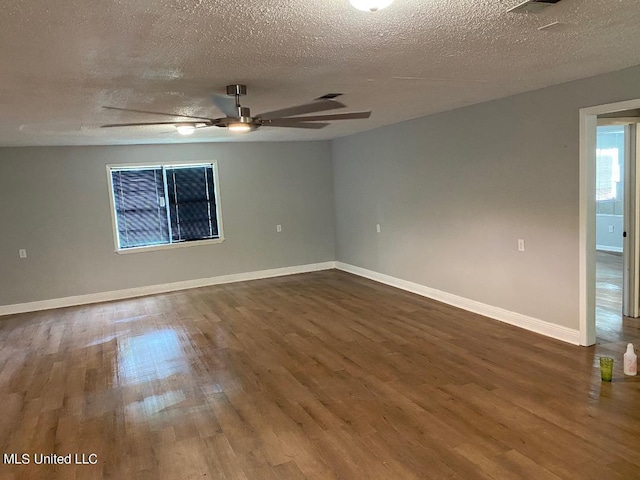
{"left": 596, "top": 245, "right": 623, "bottom": 253}
{"left": 335, "top": 262, "right": 580, "bottom": 345}
{"left": 0, "top": 261, "right": 337, "bottom": 317}
{"left": 1, "top": 260, "right": 582, "bottom": 346}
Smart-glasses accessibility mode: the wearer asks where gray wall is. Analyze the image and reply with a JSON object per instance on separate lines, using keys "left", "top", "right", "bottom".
{"left": 0, "top": 142, "right": 335, "bottom": 306}
{"left": 596, "top": 215, "right": 623, "bottom": 251}
{"left": 332, "top": 65, "right": 640, "bottom": 331}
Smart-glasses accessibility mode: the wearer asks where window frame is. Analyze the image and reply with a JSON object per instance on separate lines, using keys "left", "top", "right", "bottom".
{"left": 106, "top": 160, "right": 225, "bottom": 254}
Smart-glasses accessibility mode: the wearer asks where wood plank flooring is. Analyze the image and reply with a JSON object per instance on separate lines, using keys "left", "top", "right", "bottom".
{"left": 1, "top": 270, "right": 639, "bottom": 479}
{"left": 596, "top": 250, "right": 640, "bottom": 347}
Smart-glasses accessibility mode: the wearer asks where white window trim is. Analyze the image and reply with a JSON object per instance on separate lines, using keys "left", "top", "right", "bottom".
{"left": 106, "top": 160, "right": 225, "bottom": 254}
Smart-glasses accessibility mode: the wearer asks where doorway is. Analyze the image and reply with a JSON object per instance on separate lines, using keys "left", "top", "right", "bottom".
{"left": 595, "top": 124, "right": 631, "bottom": 343}
{"left": 580, "top": 99, "right": 640, "bottom": 346}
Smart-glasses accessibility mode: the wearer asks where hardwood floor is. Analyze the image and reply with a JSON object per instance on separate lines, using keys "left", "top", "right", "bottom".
{"left": 1, "top": 270, "right": 639, "bottom": 479}
{"left": 596, "top": 250, "right": 640, "bottom": 347}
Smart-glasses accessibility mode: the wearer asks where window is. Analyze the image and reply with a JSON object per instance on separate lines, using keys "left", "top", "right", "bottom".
{"left": 107, "top": 162, "right": 223, "bottom": 252}
{"left": 596, "top": 148, "right": 621, "bottom": 201}
{"left": 596, "top": 125, "right": 625, "bottom": 216}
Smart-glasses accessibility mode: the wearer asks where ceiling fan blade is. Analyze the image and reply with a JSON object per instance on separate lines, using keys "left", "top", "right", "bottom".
{"left": 257, "top": 100, "right": 345, "bottom": 121}
{"left": 212, "top": 95, "right": 239, "bottom": 117}
{"left": 102, "top": 106, "right": 213, "bottom": 121}
{"left": 101, "top": 121, "right": 187, "bottom": 128}
{"left": 260, "top": 120, "right": 330, "bottom": 129}
{"left": 280, "top": 111, "right": 372, "bottom": 122}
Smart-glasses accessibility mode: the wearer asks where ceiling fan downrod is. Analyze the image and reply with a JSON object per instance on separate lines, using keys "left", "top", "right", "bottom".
{"left": 226, "top": 84, "right": 251, "bottom": 119}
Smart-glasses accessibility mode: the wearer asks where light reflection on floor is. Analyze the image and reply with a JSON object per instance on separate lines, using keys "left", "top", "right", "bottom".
{"left": 112, "top": 324, "right": 238, "bottom": 424}
{"left": 115, "top": 315, "right": 153, "bottom": 324}
{"left": 125, "top": 390, "right": 187, "bottom": 423}
{"left": 115, "top": 328, "right": 190, "bottom": 387}
{"left": 84, "top": 334, "right": 119, "bottom": 347}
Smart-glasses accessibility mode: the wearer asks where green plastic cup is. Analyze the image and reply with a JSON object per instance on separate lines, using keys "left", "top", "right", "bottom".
{"left": 600, "top": 357, "right": 614, "bottom": 382}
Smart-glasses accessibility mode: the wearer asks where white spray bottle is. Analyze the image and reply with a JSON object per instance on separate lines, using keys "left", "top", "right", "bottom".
{"left": 623, "top": 343, "right": 637, "bottom": 376}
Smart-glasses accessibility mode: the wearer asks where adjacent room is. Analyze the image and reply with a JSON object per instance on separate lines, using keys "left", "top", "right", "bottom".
{"left": 1, "top": 0, "right": 640, "bottom": 478}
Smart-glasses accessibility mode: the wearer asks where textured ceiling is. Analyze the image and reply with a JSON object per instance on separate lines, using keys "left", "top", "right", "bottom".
{"left": 1, "top": 0, "right": 639, "bottom": 146}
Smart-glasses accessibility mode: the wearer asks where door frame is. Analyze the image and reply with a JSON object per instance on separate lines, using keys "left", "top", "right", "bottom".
{"left": 622, "top": 123, "right": 638, "bottom": 318}
{"left": 579, "top": 98, "right": 640, "bottom": 346}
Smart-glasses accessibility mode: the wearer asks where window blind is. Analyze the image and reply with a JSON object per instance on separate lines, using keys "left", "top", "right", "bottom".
{"left": 112, "top": 168, "right": 169, "bottom": 248}
{"left": 166, "top": 166, "right": 219, "bottom": 242}
{"left": 110, "top": 164, "right": 220, "bottom": 250}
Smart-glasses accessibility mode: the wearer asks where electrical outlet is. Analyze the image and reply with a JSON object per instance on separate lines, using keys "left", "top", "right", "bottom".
{"left": 19, "top": 249, "right": 27, "bottom": 258}
{"left": 276, "top": 224, "right": 282, "bottom": 233}
{"left": 518, "top": 239, "right": 525, "bottom": 252}
{"left": 608, "top": 225, "right": 614, "bottom": 233}
{"left": 376, "top": 224, "right": 381, "bottom": 233}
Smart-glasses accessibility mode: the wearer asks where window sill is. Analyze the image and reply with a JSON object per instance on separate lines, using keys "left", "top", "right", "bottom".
{"left": 115, "top": 237, "right": 225, "bottom": 255}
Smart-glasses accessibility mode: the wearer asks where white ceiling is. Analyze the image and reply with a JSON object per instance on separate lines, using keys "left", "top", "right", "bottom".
{"left": 1, "top": 0, "right": 639, "bottom": 147}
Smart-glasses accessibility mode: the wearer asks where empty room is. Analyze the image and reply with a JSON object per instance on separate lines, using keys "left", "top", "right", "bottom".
{"left": 1, "top": 0, "right": 640, "bottom": 479}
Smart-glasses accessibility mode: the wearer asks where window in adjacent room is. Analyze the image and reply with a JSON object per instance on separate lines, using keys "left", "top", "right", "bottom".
{"left": 107, "top": 162, "right": 223, "bottom": 252}
{"left": 596, "top": 125, "right": 625, "bottom": 214}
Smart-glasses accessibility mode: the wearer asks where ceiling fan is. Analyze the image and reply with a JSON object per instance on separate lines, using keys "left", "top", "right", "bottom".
{"left": 102, "top": 84, "right": 371, "bottom": 135}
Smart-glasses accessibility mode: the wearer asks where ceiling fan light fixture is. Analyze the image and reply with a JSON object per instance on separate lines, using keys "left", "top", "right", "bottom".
{"left": 349, "top": 0, "right": 394, "bottom": 12}
{"left": 176, "top": 124, "right": 196, "bottom": 135}
{"left": 228, "top": 122, "right": 252, "bottom": 133}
